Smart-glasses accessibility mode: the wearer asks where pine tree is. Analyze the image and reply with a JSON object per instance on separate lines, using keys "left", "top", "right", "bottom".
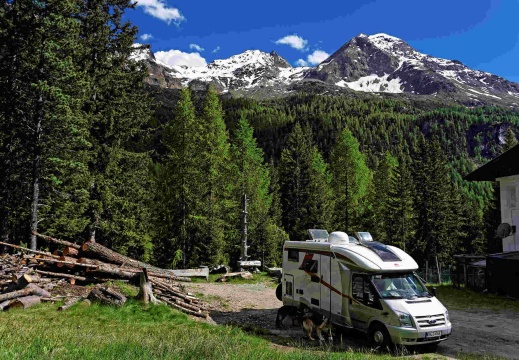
{"left": 0, "top": 0, "right": 91, "bottom": 249}
{"left": 278, "top": 123, "right": 314, "bottom": 240}
{"left": 412, "top": 137, "right": 453, "bottom": 265}
{"left": 502, "top": 127, "right": 518, "bottom": 152}
{"left": 371, "top": 152, "right": 398, "bottom": 243}
{"left": 386, "top": 156, "right": 416, "bottom": 250}
{"left": 197, "top": 87, "right": 233, "bottom": 265}
{"left": 306, "top": 147, "right": 334, "bottom": 232}
{"left": 330, "top": 128, "right": 371, "bottom": 233}
{"left": 154, "top": 88, "right": 201, "bottom": 267}
{"left": 77, "top": 0, "right": 154, "bottom": 259}
{"left": 230, "top": 115, "right": 273, "bottom": 263}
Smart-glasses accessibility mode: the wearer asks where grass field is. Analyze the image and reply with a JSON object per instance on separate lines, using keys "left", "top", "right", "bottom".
{"left": 0, "top": 300, "right": 422, "bottom": 360}
{"left": 1, "top": 279, "right": 515, "bottom": 359}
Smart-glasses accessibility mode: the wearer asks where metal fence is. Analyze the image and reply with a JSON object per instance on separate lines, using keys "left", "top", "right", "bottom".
{"left": 415, "top": 268, "right": 452, "bottom": 284}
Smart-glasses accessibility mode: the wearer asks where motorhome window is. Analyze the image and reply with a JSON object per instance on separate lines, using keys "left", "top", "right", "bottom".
{"left": 362, "top": 241, "right": 401, "bottom": 262}
{"left": 285, "top": 281, "right": 293, "bottom": 296}
{"left": 301, "top": 258, "right": 318, "bottom": 273}
{"left": 352, "top": 275, "right": 380, "bottom": 308}
{"left": 287, "top": 249, "right": 299, "bottom": 262}
{"left": 371, "top": 273, "right": 430, "bottom": 300}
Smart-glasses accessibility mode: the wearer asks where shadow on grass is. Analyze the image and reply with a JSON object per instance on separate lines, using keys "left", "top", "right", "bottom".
{"left": 208, "top": 307, "right": 442, "bottom": 357}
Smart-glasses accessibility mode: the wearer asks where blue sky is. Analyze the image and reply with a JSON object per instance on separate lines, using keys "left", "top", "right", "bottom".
{"left": 128, "top": 0, "right": 519, "bottom": 82}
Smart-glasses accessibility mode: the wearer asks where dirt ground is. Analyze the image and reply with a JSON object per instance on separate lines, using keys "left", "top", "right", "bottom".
{"left": 185, "top": 281, "right": 519, "bottom": 359}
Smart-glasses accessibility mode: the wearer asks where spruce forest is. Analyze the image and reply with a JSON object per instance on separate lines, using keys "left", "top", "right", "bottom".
{"left": 1, "top": 1, "right": 519, "bottom": 272}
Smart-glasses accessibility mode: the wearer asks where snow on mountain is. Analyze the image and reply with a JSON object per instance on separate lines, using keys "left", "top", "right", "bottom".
{"left": 135, "top": 47, "right": 308, "bottom": 93}
{"left": 135, "top": 34, "right": 519, "bottom": 106}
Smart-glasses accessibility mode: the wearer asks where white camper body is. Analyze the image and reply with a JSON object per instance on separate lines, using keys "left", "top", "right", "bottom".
{"left": 281, "top": 230, "right": 452, "bottom": 346}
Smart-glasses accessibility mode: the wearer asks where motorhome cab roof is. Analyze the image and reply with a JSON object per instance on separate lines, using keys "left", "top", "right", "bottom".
{"left": 284, "top": 230, "right": 418, "bottom": 272}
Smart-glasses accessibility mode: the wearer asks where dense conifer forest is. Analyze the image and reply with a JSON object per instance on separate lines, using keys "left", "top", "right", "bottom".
{"left": 1, "top": 1, "right": 519, "bottom": 271}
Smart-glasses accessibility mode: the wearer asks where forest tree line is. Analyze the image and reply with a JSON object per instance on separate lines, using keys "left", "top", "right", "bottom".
{"left": 1, "top": 0, "right": 518, "bottom": 270}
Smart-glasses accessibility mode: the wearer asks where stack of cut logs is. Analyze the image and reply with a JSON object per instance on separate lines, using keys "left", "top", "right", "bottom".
{"left": 0, "top": 232, "right": 208, "bottom": 318}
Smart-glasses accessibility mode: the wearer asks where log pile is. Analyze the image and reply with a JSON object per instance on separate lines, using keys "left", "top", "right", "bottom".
{"left": 0, "top": 233, "right": 209, "bottom": 318}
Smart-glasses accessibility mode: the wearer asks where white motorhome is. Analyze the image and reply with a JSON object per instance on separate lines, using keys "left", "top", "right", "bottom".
{"left": 279, "top": 229, "right": 452, "bottom": 347}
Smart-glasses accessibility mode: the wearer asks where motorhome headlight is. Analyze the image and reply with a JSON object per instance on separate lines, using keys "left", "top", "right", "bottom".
{"left": 395, "top": 311, "right": 414, "bottom": 328}
{"left": 445, "top": 310, "right": 450, "bottom": 323}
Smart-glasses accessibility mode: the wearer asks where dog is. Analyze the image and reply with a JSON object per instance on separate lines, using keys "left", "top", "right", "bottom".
{"left": 275, "top": 305, "right": 301, "bottom": 328}
{"left": 301, "top": 311, "right": 333, "bottom": 344}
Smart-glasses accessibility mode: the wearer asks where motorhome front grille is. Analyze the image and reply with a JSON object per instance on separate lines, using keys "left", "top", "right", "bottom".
{"left": 415, "top": 314, "right": 446, "bottom": 328}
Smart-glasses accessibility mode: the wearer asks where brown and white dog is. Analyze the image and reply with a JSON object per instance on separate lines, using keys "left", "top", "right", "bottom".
{"left": 301, "top": 311, "right": 333, "bottom": 344}
{"left": 275, "top": 305, "right": 301, "bottom": 328}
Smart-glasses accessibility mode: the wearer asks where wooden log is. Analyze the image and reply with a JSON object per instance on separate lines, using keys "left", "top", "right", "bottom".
{"left": 138, "top": 268, "right": 161, "bottom": 305}
{"left": 33, "top": 257, "right": 98, "bottom": 270}
{"left": 87, "top": 287, "right": 126, "bottom": 306}
{"left": 0, "top": 300, "right": 12, "bottom": 310}
{"left": 156, "top": 295, "right": 208, "bottom": 318}
{"left": 35, "top": 269, "right": 90, "bottom": 281}
{"left": 57, "top": 297, "right": 82, "bottom": 311}
{"left": 57, "top": 256, "right": 77, "bottom": 268}
{"left": 0, "top": 283, "right": 50, "bottom": 302}
{"left": 63, "top": 247, "right": 78, "bottom": 257}
{"left": 0, "top": 242, "right": 60, "bottom": 259}
{"left": 31, "top": 231, "right": 81, "bottom": 249}
{"left": 80, "top": 242, "right": 178, "bottom": 277}
{"left": 15, "top": 273, "right": 33, "bottom": 289}
{"left": 77, "top": 258, "right": 190, "bottom": 282}
{"left": 6, "top": 295, "right": 41, "bottom": 310}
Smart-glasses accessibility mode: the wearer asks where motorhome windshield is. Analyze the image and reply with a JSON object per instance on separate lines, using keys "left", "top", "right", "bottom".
{"left": 371, "top": 273, "right": 430, "bottom": 299}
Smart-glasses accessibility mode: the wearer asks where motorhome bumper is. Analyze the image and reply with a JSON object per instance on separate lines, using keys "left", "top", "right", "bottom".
{"left": 386, "top": 324, "right": 452, "bottom": 345}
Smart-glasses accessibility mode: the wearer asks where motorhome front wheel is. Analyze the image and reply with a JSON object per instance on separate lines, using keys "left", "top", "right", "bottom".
{"left": 369, "top": 323, "right": 391, "bottom": 348}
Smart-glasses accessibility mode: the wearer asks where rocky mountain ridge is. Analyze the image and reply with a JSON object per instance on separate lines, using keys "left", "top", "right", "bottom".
{"left": 134, "top": 33, "right": 519, "bottom": 107}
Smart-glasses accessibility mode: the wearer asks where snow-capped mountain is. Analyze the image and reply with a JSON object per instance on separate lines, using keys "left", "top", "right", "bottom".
{"left": 305, "top": 33, "right": 519, "bottom": 104}
{"left": 134, "top": 34, "right": 519, "bottom": 106}
{"left": 135, "top": 45, "right": 307, "bottom": 94}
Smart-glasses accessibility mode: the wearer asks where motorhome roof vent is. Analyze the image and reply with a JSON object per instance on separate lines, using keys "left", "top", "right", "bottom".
{"left": 328, "top": 231, "right": 350, "bottom": 244}
{"left": 307, "top": 229, "right": 329, "bottom": 242}
{"left": 356, "top": 232, "right": 373, "bottom": 242}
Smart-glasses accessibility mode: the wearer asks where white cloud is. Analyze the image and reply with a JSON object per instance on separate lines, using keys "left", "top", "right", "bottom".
{"left": 136, "top": 0, "right": 185, "bottom": 25}
{"left": 140, "top": 33, "right": 153, "bottom": 41}
{"left": 211, "top": 46, "right": 221, "bottom": 54}
{"left": 275, "top": 34, "right": 308, "bottom": 51}
{"left": 155, "top": 49, "right": 207, "bottom": 67}
{"left": 295, "top": 59, "right": 308, "bottom": 67}
{"left": 189, "top": 43, "right": 204, "bottom": 52}
{"left": 295, "top": 50, "right": 330, "bottom": 67}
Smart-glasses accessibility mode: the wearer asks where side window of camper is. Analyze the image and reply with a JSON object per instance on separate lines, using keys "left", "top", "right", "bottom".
{"left": 285, "top": 281, "right": 293, "bottom": 296}
{"left": 287, "top": 249, "right": 299, "bottom": 262}
{"left": 301, "top": 258, "right": 318, "bottom": 273}
{"left": 352, "top": 275, "right": 381, "bottom": 309}
{"left": 352, "top": 276, "right": 364, "bottom": 302}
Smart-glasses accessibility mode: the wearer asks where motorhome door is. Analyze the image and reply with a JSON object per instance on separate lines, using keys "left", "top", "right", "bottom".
{"left": 283, "top": 274, "right": 295, "bottom": 306}
{"left": 320, "top": 254, "right": 331, "bottom": 315}
{"left": 349, "top": 273, "right": 381, "bottom": 331}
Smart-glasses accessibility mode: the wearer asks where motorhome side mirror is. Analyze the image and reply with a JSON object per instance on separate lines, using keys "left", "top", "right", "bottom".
{"left": 431, "top": 287, "right": 437, "bottom": 297}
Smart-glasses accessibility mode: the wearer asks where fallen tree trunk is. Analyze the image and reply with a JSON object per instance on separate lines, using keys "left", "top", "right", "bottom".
{"left": 156, "top": 295, "right": 208, "bottom": 318}
{"left": 81, "top": 242, "right": 183, "bottom": 278}
{"left": 31, "top": 231, "right": 81, "bottom": 250}
{"left": 34, "top": 269, "right": 94, "bottom": 283}
{"left": 87, "top": 287, "right": 126, "bottom": 306}
{"left": 0, "top": 242, "right": 60, "bottom": 259}
{"left": 63, "top": 247, "right": 79, "bottom": 257}
{"left": 0, "top": 283, "right": 50, "bottom": 302}
{"left": 6, "top": 295, "right": 41, "bottom": 310}
{"left": 34, "top": 257, "right": 97, "bottom": 270}
{"left": 57, "top": 297, "right": 82, "bottom": 311}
